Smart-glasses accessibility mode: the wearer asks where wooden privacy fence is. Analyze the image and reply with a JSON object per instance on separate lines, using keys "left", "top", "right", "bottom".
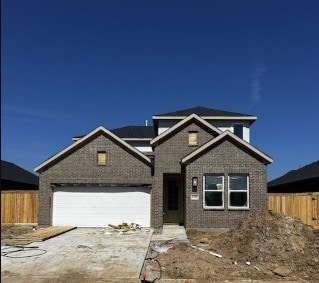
{"left": 268, "top": 192, "right": 319, "bottom": 228}
{"left": 1, "top": 191, "right": 38, "bottom": 224}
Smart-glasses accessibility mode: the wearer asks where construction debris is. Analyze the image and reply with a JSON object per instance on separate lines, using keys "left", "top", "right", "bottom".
{"left": 103, "top": 223, "right": 142, "bottom": 235}
{"left": 1, "top": 226, "right": 76, "bottom": 245}
{"left": 190, "top": 245, "right": 222, "bottom": 258}
{"left": 152, "top": 244, "right": 172, "bottom": 254}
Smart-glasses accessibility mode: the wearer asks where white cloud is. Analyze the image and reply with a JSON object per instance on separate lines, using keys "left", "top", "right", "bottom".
{"left": 250, "top": 61, "right": 267, "bottom": 101}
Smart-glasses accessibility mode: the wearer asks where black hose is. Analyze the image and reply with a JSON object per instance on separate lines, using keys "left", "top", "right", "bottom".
{"left": 142, "top": 237, "right": 179, "bottom": 282}
{"left": 1, "top": 245, "right": 47, "bottom": 258}
{"left": 143, "top": 257, "right": 162, "bottom": 282}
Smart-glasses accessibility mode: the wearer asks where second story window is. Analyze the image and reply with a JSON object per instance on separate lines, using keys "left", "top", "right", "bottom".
{"left": 234, "top": 124, "right": 243, "bottom": 139}
{"left": 188, "top": 131, "right": 198, "bottom": 146}
{"left": 97, "top": 151, "right": 107, "bottom": 165}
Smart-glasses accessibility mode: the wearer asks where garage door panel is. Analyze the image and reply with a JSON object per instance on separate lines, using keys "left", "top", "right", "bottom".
{"left": 52, "top": 186, "right": 151, "bottom": 227}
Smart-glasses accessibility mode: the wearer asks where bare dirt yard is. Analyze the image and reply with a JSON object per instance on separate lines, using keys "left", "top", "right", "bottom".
{"left": 2, "top": 211, "right": 319, "bottom": 282}
{"left": 142, "top": 210, "right": 319, "bottom": 282}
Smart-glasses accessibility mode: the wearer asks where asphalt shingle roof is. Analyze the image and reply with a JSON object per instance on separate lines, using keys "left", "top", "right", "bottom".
{"left": 153, "top": 106, "right": 254, "bottom": 117}
{"left": 111, "top": 126, "right": 155, "bottom": 139}
{"left": 73, "top": 126, "right": 155, "bottom": 140}
{"left": 1, "top": 160, "right": 39, "bottom": 185}
{"left": 268, "top": 161, "right": 319, "bottom": 187}
{"left": 73, "top": 107, "right": 254, "bottom": 140}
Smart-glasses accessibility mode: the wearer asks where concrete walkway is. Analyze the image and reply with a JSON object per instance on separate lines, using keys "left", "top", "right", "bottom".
{"left": 151, "top": 225, "right": 188, "bottom": 242}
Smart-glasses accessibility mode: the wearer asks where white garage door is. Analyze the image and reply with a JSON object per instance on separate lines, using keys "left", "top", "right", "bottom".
{"left": 52, "top": 186, "right": 151, "bottom": 227}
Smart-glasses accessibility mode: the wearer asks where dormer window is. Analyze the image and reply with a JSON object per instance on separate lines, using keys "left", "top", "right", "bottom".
{"left": 188, "top": 131, "right": 198, "bottom": 146}
{"left": 97, "top": 151, "right": 107, "bottom": 165}
{"left": 234, "top": 124, "right": 243, "bottom": 139}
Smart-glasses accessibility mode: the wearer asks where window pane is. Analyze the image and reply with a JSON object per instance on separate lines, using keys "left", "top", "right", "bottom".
{"left": 205, "top": 191, "right": 223, "bottom": 206}
{"left": 229, "top": 175, "right": 247, "bottom": 190}
{"left": 230, "top": 192, "right": 247, "bottom": 207}
{"left": 205, "top": 176, "right": 223, "bottom": 191}
{"left": 234, "top": 124, "right": 243, "bottom": 139}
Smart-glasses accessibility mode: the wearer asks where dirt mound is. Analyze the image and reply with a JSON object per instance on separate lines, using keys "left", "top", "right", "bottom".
{"left": 211, "top": 210, "right": 319, "bottom": 274}
{"left": 153, "top": 210, "right": 319, "bottom": 281}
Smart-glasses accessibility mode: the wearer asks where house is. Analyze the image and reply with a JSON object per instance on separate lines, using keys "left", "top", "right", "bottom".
{"left": 35, "top": 106, "right": 273, "bottom": 229}
{"left": 268, "top": 161, "right": 319, "bottom": 193}
{"left": 267, "top": 161, "right": 319, "bottom": 227}
{"left": 1, "top": 160, "right": 39, "bottom": 224}
{"left": 1, "top": 160, "right": 39, "bottom": 190}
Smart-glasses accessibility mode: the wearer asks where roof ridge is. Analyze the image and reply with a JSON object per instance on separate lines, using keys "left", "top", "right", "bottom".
{"left": 153, "top": 106, "right": 255, "bottom": 117}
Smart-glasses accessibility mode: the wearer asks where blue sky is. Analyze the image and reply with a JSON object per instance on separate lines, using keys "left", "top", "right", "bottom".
{"left": 2, "top": 0, "right": 319, "bottom": 181}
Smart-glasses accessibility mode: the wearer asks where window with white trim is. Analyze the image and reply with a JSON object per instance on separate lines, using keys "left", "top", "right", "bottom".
{"left": 228, "top": 174, "right": 249, "bottom": 209}
{"left": 203, "top": 175, "right": 224, "bottom": 209}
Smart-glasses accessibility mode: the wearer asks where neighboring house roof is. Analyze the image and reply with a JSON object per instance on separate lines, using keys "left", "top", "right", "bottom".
{"left": 268, "top": 161, "right": 319, "bottom": 188}
{"left": 153, "top": 106, "right": 256, "bottom": 120}
{"left": 73, "top": 126, "right": 155, "bottom": 141}
{"left": 111, "top": 126, "right": 155, "bottom": 140}
{"left": 35, "top": 126, "right": 152, "bottom": 173}
{"left": 150, "top": 114, "right": 222, "bottom": 146}
{"left": 181, "top": 130, "right": 273, "bottom": 165}
{"left": 1, "top": 160, "right": 39, "bottom": 186}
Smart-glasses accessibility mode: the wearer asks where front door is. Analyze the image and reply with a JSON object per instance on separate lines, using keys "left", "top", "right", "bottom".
{"left": 163, "top": 174, "right": 183, "bottom": 224}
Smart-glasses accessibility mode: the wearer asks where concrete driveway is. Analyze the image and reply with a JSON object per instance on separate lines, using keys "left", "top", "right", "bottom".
{"left": 1, "top": 228, "right": 153, "bottom": 282}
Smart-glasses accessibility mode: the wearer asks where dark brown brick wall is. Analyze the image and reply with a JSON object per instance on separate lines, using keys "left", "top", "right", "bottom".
{"left": 38, "top": 134, "right": 152, "bottom": 225}
{"left": 185, "top": 138, "right": 267, "bottom": 228}
{"left": 152, "top": 123, "right": 218, "bottom": 228}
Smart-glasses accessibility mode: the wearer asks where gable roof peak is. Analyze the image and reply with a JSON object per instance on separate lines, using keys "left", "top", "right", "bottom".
{"left": 35, "top": 125, "right": 152, "bottom": 173}
{"left": 181, "top": 130, "right": 273, "bottom": 165}
{"left": 151, "top": 113, "right": 221, "bottom": 146}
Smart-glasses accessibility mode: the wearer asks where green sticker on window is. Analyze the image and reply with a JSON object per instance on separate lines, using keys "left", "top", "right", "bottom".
{"left": 216, "top": 184, "right": 223, "bottom": 191}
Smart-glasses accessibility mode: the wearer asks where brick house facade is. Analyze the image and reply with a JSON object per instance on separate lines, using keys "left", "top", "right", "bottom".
{"left": 35, "top": 107, "right": 272, "bottom": 229}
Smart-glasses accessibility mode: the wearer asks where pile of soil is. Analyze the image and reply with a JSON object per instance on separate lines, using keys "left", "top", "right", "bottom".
{"left": 146, "top": 210, "right": 319, "bottom": 282}
{"left": 211, "top": 210, "right": 319, "bottom": 277}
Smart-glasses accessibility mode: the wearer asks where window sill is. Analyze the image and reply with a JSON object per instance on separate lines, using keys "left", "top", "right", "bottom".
{"left": 228, "top": 207, "right": 250, "bottom": 210}
{"left": 203, "top": 207, "right": 225, "bottom": 210}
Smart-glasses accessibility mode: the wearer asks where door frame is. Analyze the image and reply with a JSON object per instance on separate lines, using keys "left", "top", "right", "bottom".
{"left": 163, "top": 173, "right": 184, "bottom": 225}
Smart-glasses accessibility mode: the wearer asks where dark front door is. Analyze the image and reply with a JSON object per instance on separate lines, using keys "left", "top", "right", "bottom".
{"left": 163, "top": 174, "right": 183, "bottom": 224}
